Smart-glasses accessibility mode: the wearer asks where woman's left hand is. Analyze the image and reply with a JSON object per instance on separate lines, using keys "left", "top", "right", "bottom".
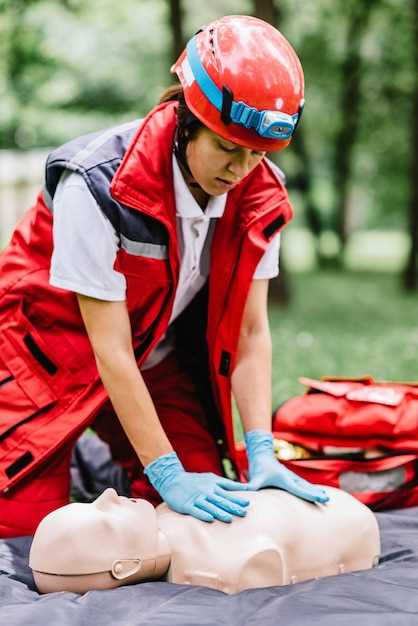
{"left": 245, "top": 429, "right": 329, "bottom": 504}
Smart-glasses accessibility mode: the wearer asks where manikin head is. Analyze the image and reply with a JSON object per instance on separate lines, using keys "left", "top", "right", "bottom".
{"left": 29, "top": 488, "right": 170, "bottom": 594}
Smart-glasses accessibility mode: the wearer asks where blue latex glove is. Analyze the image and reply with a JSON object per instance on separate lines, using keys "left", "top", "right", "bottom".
{"left": 245, "top": 429, "right": 329, "bottom": 504}
{"left": 144, "top": 451, "right": 250, "bottom": 523}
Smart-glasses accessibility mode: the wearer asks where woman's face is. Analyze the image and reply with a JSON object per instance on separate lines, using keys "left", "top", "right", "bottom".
{"left": 185, "top": 126, "right": 266, "bottom": 196}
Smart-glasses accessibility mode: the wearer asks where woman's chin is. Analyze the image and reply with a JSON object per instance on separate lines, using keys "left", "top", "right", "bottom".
{"left": 207, "top": 178, "right": 235, "bottom": 194}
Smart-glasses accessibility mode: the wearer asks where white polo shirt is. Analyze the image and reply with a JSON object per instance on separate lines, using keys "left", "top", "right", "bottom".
{"left": 50, "top": 155, "right": 280, "bottom": 368}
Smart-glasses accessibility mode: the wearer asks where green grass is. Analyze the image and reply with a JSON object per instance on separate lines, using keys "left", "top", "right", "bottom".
{"left": 269, "top": 270, "right": 418, "bottom": 409}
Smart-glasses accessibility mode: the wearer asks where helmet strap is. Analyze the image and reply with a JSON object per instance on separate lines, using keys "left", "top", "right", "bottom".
{"left": 292, "top": 101, "right": 305, "bottom": 136}
{"left": 173, "top": 129, "right": 203, "bottom": 190}
{"left": 221, "top": 86, "right": 233, "bottom": 125}
{"left": 173, "top": 129, "right": 191, "bottom": 174}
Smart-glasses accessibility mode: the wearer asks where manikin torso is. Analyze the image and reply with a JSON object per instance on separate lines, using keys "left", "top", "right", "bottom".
{"left": 158, "top": 488, "right": 380, "bottom": 592}
{"left": 29, "top": 487, "right": 380, "bottom": 595}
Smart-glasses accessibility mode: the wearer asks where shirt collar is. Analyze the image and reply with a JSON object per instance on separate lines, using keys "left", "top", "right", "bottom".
{"left": 172, "top": 154, "right": 227, "bottom": 219}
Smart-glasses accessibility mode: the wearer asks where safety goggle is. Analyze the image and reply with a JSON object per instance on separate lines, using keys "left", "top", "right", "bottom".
{"left": 184, "top": 35, "right": 304, "bottom": 141}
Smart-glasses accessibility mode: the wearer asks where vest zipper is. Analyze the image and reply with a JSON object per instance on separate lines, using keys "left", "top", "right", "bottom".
{"left": 212, "top": 203, "right": 286, "bottom": 353}
{"left": 262, "top": 214, "right": 286, "bottom": 239}
{"left": 23, "top": 333, "right": 58, "bottom": 375}
{"left": 0, "top": 403, "right": 55, "bottom": 445}
{"left": 242, "top": 201, "right": 289, "bottom": 241}
{"left": 0, "top": 375, "right": 13, "bottom": 388}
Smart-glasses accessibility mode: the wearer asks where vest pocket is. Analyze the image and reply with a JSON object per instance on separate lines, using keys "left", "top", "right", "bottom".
{"left": 114, "top": 248, "right": 171, "bottom": 280}
{"left": 114, "top": 249, "right": 172, "bottom": 332}
{"left": 0, "top": 304, "right": 93, "bottom": 399}
{"left": 0, "top": 353, "right": 55, "bottom": 444}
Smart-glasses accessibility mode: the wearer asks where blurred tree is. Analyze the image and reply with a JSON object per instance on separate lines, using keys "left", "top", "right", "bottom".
{"left": 355, "top": 0, "right": 413, "bottom": 231}
{"left": 253, "top": 0, "right": 278, "bottom": 23}
{"left": 290, "top": 132, "right": 324, "bottom": 260}
{"left": 261, "top": 2, "right": 325, "bottom": 265}
{"left": 333, "top": 0, "right": 380, "bottom": 263}
{"left": 0, "top": 0, "right": 415, "bottom": 277}
{"left": 168, "top": 0, "right": 185, "bottom": 65}
{"left": 0, "top": 0, "right": 170, "bottom": 149}
{"left": 403, "top": 0, "right": 418, "bottom": 290}
{"left": 1, "top": 0, "right": 63, "bottom": 147}
{"left": 251, "top": 0, "right": 291, "bottom": 305}
{"left": 278, "top": 0, "right": 415, "bottom": 269}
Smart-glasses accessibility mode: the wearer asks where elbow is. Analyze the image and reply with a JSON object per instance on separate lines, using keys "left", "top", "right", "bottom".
{"left": 239, "top": 320, "right": 271, "bottom": 341}
{"left": 92, "top": 341, "right": 134, "bottom": 370}
{"left": 237, "top": 325, "right": 272, "bottom": 357}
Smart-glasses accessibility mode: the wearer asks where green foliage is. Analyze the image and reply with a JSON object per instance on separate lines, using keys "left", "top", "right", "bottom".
{"left": 1, "top": 0, "right": 170, "bottom": 148}
{"left": 0, "top": 0, "right": 415, "bottom": 235}
{"left": 278, "top": 0, "right": 415, "bottom": 231}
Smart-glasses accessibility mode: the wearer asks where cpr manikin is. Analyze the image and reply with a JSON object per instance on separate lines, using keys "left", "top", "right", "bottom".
{"left": 29, "top": 487, "right": 380, "bottom": 595}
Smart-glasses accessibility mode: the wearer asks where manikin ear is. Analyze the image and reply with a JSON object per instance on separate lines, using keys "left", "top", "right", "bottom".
{"left": 111, "top": 559, "right": 142, "bottom": 580}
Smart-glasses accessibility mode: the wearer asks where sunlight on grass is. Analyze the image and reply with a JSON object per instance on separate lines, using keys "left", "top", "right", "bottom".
{"left": 282, "top": 228, "right": 409, "bottom": 273}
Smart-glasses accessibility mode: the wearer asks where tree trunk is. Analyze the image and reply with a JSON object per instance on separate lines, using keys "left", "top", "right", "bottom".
{"left": 253, "top": 0, "right": 279, "bottom": 24}
{"left": 403, "top": 0, "right": 418, "bottom": 289}
{"left": 168, "top": 0, "right": 185, "bottom": 66}
{"left": 333, "top": 1, "right": 378, "bottom": 262}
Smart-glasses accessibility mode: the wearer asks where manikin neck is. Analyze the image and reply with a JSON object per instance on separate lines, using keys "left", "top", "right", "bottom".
{"left": 131, "top": 530, "right": 171, "bottom": 583}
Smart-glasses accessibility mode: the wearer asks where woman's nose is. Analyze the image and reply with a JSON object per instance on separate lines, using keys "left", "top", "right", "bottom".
{"left": 227, "top": 152, "right": 252, "bottom": 179}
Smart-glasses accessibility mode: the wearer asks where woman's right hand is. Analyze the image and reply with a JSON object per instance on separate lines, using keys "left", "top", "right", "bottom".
{"left": 144, "top": 452, "right": 250, "bottom": 523}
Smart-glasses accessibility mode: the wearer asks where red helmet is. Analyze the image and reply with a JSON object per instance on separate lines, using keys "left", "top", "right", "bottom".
{"left": 171, "top": 15, "right": 304, "bottom": 152}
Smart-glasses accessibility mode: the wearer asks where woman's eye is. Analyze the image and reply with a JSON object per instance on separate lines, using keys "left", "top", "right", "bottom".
{"left": 219, "top": 144, "right": 236, "bottom": 153}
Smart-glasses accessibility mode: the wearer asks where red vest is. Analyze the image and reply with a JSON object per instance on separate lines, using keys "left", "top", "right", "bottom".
{"left": 0, "top": 102, "right": 293, "bottom": 493}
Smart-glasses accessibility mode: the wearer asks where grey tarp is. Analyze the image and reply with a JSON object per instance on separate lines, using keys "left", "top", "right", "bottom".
{"left": 1, "top": 435, "right": 417, "bottom": 625}
{"left": 2, "top": 508, "right": 418, "bottom": 624}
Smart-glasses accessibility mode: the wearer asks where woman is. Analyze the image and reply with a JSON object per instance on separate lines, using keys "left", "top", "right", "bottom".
{"left": 0, "top": 15, "right": 328, "bottom": 538}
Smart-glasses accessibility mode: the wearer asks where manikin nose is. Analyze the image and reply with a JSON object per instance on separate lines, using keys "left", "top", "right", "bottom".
{"left": 94, "top": 487, "right": 120, "bottom": 510}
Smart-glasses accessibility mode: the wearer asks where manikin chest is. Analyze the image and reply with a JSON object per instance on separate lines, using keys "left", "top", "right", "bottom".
{"left": 157, "top": 488, "right": 380, "bottom": 594}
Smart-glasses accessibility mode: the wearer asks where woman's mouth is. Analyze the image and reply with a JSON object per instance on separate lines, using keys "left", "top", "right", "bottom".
{"left": 215, "top": 177, "right": 238, "bottom": 189}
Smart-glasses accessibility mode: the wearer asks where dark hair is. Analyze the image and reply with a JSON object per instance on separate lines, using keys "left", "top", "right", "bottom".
{"left": 158, "top": 84, "right": 203, "bottom": 168}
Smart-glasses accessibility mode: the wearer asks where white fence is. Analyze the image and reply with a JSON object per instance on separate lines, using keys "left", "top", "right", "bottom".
{"left": 0, "top": 149, "right": 51, "bottom": 246}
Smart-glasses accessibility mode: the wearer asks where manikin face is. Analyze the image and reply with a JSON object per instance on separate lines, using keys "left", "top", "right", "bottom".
{"left": 29, "top": 488, "right": 166, "bottom": 578}
{"left": 83, "top": 487, "right": 159, "bottom": 559}
{"left": 185, "top": 127, "right": 266, "bottom": 195}
{"left": 93, "top": 486, "right": 150, "bottom": 522}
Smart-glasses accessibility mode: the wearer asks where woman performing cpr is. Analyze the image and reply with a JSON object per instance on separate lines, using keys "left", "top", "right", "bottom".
{"left": 0, "top": 15, "right": 328, "bottom": 537}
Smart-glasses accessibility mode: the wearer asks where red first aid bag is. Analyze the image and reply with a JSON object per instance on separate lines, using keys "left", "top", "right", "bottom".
{"left": 242, "top": 376, "right": 418, "bottom": 510}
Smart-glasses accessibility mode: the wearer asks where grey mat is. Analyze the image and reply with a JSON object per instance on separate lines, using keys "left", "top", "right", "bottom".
{"left": 1, "top": 434, "right": 417, "bottom": 625}
{"left": 1, "top": 507, "right": 418, "bottom": 624}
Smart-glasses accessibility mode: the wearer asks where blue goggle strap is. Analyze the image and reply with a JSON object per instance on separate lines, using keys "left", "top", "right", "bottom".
{"left": 186, "top": 35, "right": 301, "bottom": 140}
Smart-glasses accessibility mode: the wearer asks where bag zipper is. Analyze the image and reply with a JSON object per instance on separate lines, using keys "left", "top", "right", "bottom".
{"left": 287, "top": 450, "right": 418, "bottom": 462}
